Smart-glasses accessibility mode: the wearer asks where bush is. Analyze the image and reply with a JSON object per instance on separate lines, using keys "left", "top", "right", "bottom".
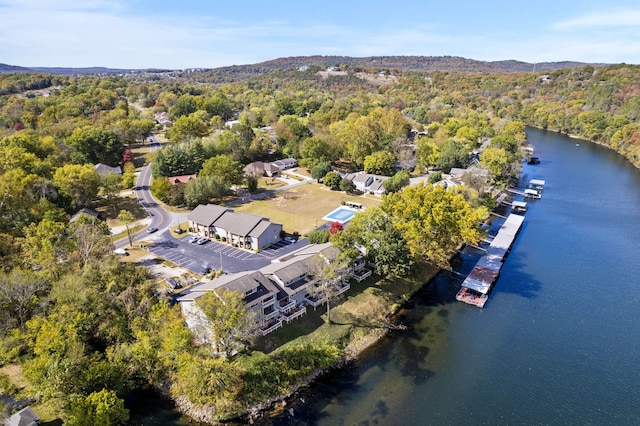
{"left": 428, "top": 171, "right": 443, "bottom": 184}
{"left": 307, "top": 229, "right": 330, "bottom": 244}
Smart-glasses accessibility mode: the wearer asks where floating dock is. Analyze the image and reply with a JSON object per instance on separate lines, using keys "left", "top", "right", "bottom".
{"left": 456, "top": 214, "right": 525, "bottom": 308}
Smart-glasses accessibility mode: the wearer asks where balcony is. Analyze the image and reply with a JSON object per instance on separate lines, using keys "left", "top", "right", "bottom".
{"left": 304, "top": 294, "right": 325, "bottom": 308}
{"left": 263, "top": 305, "right": 280, "bottom": 320}
{"left": 262, "top": 295, "right": 275, "bottom": 308}
{"left": 277, "top": 298, "right": 296, "bottom": 313}
{"left": 260, "top": 319, "right": 282, "bottom": 336}
{"left": 282, "top": 306, "right": 307, "bottom": 323}
{"left": 350, "top": 267, "right": 372, "bottom": 282}
{"left": 334, "top": 282, "right": 351, "bottom": 296}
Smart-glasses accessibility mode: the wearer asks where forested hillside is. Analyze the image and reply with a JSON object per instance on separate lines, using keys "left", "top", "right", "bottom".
{"left": 0, "top": 59, "right": 639, "bottom": 423}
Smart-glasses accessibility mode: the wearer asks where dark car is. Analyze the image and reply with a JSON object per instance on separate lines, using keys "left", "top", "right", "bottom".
{"left": 147, "top": 227, "right": 158, "bottom": 233}
{"left": 200, "top": 267, "right": 211, "bottom": 275}
{"left": 166, "top": 278, "right": 181, "bottom": 290}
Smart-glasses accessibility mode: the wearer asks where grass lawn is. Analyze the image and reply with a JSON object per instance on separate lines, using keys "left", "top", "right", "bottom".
{"left": 255, "top": 263, "right": 439, "bottom": 355}
{"left": 234, "top": 183, "right": 381, "bottom": 235}
{"left": 98, "top": 194, "right": 148, "bottom": 224}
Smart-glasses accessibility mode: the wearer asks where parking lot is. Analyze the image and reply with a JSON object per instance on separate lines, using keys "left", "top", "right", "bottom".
{"left": 146, "top": 230, "right": 308, "bottom": 275}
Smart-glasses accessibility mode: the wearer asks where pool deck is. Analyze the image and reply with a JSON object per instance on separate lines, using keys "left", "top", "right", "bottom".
{"left": 322, "top": 206, "right": 359, "bottom": 224}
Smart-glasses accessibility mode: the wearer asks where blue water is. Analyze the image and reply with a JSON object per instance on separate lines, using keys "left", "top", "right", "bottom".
{"left": 267, "top": 128, "right": 640, "bottom": 425}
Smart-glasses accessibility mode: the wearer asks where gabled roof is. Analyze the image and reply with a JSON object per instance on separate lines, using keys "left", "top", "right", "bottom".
{"left": 95, "top": 163, "right": 122, "bottom": 176}
{"left": 7, "top": 406, "right": 40, "bottom": 426}
{"left": 216, "top": 271, "right": 279, "bottom": 304}
{"left": 248, "top": 220, "right": 274, "bottom": 238}
{"left": 70, "top": 207, "right": 100, "bottom": 223}
{"left": 214, "top": 211, "right": 267, "bottom": 236}
{"left": 168, "top": 174, "right": 196, "bottom": 185}
{"left": 187, "top": 204, "right": 230, "bottom": 227}
{"left": 352, "top": 173, "right": 372, "bottom": 184}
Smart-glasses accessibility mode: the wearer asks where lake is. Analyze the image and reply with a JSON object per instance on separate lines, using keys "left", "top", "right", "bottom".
{"left": 264, "top": 127, "right": 640, "bottom": 425}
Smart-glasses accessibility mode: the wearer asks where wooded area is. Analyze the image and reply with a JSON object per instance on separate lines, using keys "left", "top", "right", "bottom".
{"left": 1, "top": 59, "right": 639, "bottom": 423}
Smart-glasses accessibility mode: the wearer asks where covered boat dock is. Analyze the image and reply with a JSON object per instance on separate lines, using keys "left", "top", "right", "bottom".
{"left": 456, "top": 214, "right": 525, "bottom": 308}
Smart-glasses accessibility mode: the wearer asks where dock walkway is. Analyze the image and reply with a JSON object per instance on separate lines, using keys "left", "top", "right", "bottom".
{"left": 456, "top": 214, "right": 525, "bottom": 308}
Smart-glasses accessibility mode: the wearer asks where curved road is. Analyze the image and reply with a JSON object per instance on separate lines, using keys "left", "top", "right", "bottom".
{"left": 115, "top": 134, "right": 313, "bottom": 250}
{"left": 115, "top": 134, "right": 175, "bottom": 249}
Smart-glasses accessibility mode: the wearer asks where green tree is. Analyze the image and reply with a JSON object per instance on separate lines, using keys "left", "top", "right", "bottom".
{"left": 67, "top": 389, "right": 129, "bottom": 426}
{"left": 53, "top": 164, "right": 99, "bottom": 209}
{"left": 382, "top": 170, "right": 410, "bottom": 194}
{"left": 195, "top": 289, "right": 257, "bottom": 357}
{"left": 306, "top": 254, "right": 349, "bottom": 324}
{"left": 323, "top": 171, "right": 341, "bottom": 189}
{"left": 339, "top": 178, "right": 355, "bottom": 192}
{"left": 332, "top": 207, "right": 413, "bottom": 276}
{"left": 381, "top": 184, "right": 482, "bottom": 268}
{"left": 65, "top": 127, "right": 125, "bottom": 165}
{"left": 436, "top": 140, "right": 468, "bottom": 173}
{"left": 480, "top": 146, "right": 509, "bottom": 179}
{"left": 299, "top": 136, "right": 332, "bottom": 169}
{"left": 311, "top": 161, "right": 332, "bottom": 183}
{"left": 199, "top": 154, "right": 243, "bottom": 186}
{"left": 184, "top": 175, "right": 228, "bottom": 208}
{"left": 246, "top": 175, "right": 259, "bottom": 194}
{"left": 167, "top": 115, "right": 209, "bottom": 142}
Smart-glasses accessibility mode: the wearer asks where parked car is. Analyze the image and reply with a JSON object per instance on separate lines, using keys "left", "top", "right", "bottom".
{"left": 187, "top": 236, "right": 199, "bottom": 243}
{"left": 200, "top": 266, "right": 211, "bottom": 275}
{"left": 196, "top": 237, "right": 209, "bottom": 245}
{"left": 166, "top": 278, "right": 181, "bottom": 290}
{"left": 113, "top": 248, "right": 128, "bottom": 256}
{"left": 147, "top": 227, "right": 158, "bottom": 233}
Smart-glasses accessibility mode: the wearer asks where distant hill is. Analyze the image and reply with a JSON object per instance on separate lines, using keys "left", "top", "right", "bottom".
{"left": 0, "top": 63, "right": 33, "bottom": 73}
{"left": 1, "top": 56, "right": 605, "bottom": 77}
{"left": 252, "top": 55, "right": 599, "bottom": 73}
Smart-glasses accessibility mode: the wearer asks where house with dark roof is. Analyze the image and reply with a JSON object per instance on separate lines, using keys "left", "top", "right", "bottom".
{"left": 69, "top": 207, "right": 101, "bottom": 223}
{"left": 6, "top": 406, "right": 40, "bottom": 426}
{"left": 187, "top": 204, "right": 282, "bottom": 250}
{"left": 243, "top": 161, "right": 280, "bottom": 177}
{"left": 176, "top": 242, "right": 368, "bottom": 339}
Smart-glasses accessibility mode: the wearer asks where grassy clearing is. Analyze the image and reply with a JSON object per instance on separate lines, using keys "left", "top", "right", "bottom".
{"left": 234, "top": 183, "right": 381, "bottom": 235}
{"left": 256, "top": 263, "right": 439, "bottom": 355}
{"left": 99, "top": 194, "right": 149, "bottom": 224}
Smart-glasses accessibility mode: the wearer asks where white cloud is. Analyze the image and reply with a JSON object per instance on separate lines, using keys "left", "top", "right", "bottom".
{"left": 554, "top": 9, "right": 640, "bottom": 30}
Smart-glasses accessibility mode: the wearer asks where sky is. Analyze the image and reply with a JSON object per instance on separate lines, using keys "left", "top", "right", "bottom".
{"left": 1, "top": 0, "right": 640, "bottom": 69}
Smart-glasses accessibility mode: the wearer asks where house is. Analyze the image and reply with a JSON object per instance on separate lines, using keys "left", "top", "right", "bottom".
{"left": 94, "top": 163, "right": 122, "bottom": 176}
{"left": 167, "top": 174, "right": 196, "bottom": 185}
{"left": 154, "top": 112, "right": 171, "bottom": 129}
{"left": 187, "top": 204, "right": 282, "bottom": 250}
{"left": 225, "top": 120, "right": 241, "bottom": 128}
{"left": 6, "top": 406, "right": 40, "bottom": 426}
{"left": 342, "top": 172, "right": 388, "bottom": 196}
{"left": 243, "top": 161, "right": 280, "bottom": 177}
{"left": 271, "top": 158, "right": 297, "bottom": 170}
{"left": 177, "top": 242, "right": 364, "bottom": 339}
{"left": 187, "top": 204, "right": 230, "bottom": 237}
{"left": 69, "top": 208, "right": 101, "bottom": 223}
{"left": 213, "top": 211, "right": 282, "bottom": 250}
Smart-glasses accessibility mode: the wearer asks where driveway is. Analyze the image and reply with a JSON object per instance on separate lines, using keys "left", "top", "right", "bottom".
{"left": 144, "top": 230, "right": 309, "bottom": 274}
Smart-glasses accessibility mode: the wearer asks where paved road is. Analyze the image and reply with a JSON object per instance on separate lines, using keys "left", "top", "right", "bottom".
{"left": 115, "top": 135, "right": 173, "bottom": 249}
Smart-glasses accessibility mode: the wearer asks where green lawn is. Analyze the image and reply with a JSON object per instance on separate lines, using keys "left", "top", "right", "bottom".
{"left": 234, "top": 183, "right": 381, "bottom": 235}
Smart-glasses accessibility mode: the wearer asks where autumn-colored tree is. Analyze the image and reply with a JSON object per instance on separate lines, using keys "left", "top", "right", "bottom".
{"left": 381, "top": 183, "right": 482, "bottom": 268}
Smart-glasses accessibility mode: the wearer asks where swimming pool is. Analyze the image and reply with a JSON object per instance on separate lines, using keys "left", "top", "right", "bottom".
{"left": 322, "top": 206, "right": 358, "bottom": 224}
